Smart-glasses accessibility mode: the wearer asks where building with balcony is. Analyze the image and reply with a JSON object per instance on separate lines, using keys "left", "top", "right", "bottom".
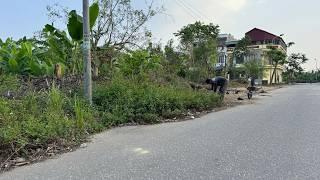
{"left": 216, "top": 34, "right": 237, "bottom": 71}
{"left": 226, "top": 28, "right": 287, "bottom": 84}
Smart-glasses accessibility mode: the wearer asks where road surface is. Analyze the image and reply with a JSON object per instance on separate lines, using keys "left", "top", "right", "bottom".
{"left": 1, "top": 84, "right": 320, "bottom": 179}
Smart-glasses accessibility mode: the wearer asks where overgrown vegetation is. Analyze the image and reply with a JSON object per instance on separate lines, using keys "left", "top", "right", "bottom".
{"left": 94, "top": 78, "right": 222, "bottom": 126}
{"left": 0, "top": 72, "right": 222, "bottom": 170}
{"left": 0, "top": 76, "right": 102, "bottom": 169}
{"left": 0, "top": 1, "right": 225, "bottom": 170}
{"left": 1, "top": 1, "right": 313, "bottom": 170}
{"left": 284, "top": 70, "right": 320, "bottom": 83}
{"left": 174, "top": 21, "right": 220, "bottom": 82}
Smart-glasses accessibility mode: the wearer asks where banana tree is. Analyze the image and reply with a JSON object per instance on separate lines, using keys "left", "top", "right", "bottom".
{"left": 41, "top": 2, "right": 99, "bottom": 75}
{"left": 0, "top": 38, "right": 49, "bottom": 76}
{"left": 67, "top": 2, "right": 99, "bottom": 75}
{"left": 41, "top": 24, "right": 74, "bottom": 74}
{"left": 67, "top": 2, "right": 99, "bottom": 41}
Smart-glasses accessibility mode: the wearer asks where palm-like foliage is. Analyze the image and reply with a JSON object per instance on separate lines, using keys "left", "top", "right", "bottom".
{"left": 266, "top": 47, "right": 287, "bottom": 84}
{"left": 0, "top": 38, "right": 50, "bottom": 76}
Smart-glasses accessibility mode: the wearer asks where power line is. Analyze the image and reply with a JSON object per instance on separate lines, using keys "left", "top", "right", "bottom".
{"left": 173, "top": 0, "right": 198, "bottom": 20}
{"left": 177, "top": 0, "right": 211, "bottom": 22}
{"left": 176, "top": 0, "right": 202, "bottom": 20}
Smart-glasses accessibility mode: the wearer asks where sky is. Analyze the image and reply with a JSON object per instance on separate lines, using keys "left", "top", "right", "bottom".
{"left": 0, "top": 0, "right": 319, "bottom": 71}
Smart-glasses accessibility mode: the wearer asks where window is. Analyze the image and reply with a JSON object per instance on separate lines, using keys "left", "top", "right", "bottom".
{"left": 218, "top": 55, "right": 225, "bottom": 64}
{"left": 236, "top": 55, "right": 244, "bottom": 64}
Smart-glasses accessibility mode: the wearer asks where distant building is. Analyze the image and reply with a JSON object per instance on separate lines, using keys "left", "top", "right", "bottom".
{"left": 225, "top": 28, "right": 287, "bottom": 84}
{"left": 216, "top": 34, "right": 237, "bottom": 71}
{"left": 245, "top": 28, "right": 287, "bottom": 84}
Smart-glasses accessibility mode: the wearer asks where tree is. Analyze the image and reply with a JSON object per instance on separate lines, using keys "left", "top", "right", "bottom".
{"left": 174, "top": 21, "right": 220, "bottom": 81}
{"left": 285, "top": 53, "right": 308, "bottom": 83}
{"left": 117, "top": 50, "right": 161, "bottom": 81}
{"left": 243, "top": 59, "right": 264, "bottom": 79}
{"left": 233, "top": 36, "right": 251, "bottom": 61}
{"left": 41, "top": 24, "right": 80, "bottom": 74}
{"left": 164, "top": 39, "right": 188, "bottom": 77}
{"left": 91, "top": 0, "right": 162, "bottom": 76}
{"left": 46, "top": 0, "right": 162, "bottom": 77}
{"left": 266, "top": 47, "right": 287, "bottom": 84}
{"left": 229, "top": 36, "right": 251, "bottom": 79}
{"left": 67, "top": 2, "right": 99, "bottom": 41}
{"left": 37, "top": 3, "right": 99, "bottom": 76}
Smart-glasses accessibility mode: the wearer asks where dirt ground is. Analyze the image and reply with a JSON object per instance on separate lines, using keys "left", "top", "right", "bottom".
{"left": 223, "top": 85, "right": 283, "bottom": 108}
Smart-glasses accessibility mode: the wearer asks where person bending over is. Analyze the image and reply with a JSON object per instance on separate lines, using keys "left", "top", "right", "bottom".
{"left": 206, "top": 76, "right": 228, "bottom": 94}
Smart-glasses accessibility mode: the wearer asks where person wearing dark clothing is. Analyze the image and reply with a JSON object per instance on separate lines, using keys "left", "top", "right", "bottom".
{"left": 250, "top": 77, "right": 255, "bottom": 87}
{"left": 206, "top": 76, "right": 228, "bottom": 94}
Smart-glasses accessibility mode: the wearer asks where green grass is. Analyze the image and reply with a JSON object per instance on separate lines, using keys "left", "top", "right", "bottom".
{"left": 0, "top": 75, "right": 222, "bottom": 161}
{"left": 0, "top": 85, "right": 102, "bottom": 153}
{"left": 93, "top": 78, "right": 222, "bottom": 126}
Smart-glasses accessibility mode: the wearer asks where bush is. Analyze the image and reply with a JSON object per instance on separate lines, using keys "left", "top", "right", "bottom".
{"left": 0, "top": 74, "right": 222, "bottom": 163}
{"left": 0, "top": 75, "right": 19, "bottom": 95}
{"left": 0, "top": 86, "right": 102, "bottom": 151}
{"left": 93, "top": 78, "right": 222, "bottom": 126}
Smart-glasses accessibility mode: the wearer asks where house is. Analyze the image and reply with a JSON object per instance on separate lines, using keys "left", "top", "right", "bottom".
{"left": 246, "top": 28, "right": 287, "bottom": 84}
{"left": 216, "top": 34, "right": 237, "bottom": 71}
{"left": 226, "top": 28, "right": 287, "bottom": 84}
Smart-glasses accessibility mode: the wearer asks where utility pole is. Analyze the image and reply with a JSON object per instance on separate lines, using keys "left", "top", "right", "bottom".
{"left": 83, "top": 0, "right": 92, "bottom": 104}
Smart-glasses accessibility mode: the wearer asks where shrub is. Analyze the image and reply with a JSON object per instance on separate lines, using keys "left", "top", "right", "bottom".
{"left": 93, "top": 78, "right": 222, "bottom": 126}
{"left": 0, "top": 74, "right": 222, "bottom": 162}
{"left": 117, "top": 50, "right": 162, "bottom": 81}
{"left": 0, "top": 75, "right": 19, "bottom": 95}
{"left": 0, "top": 86, "right": 101, "bottom": 151}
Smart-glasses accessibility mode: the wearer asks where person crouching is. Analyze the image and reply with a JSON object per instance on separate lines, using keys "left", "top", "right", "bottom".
{"left": 206, "top": 76, "right": 228, "bottom": 94}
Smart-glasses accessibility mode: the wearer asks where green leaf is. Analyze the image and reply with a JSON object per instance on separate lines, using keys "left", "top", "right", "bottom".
{"left": 44, "top": 24, "right": 56, "bottom": 33}
{"left": 8, "top": 58, "right": 18, "bottom": 72}
{"left": 89, "top": 2, "right": 99, "bottom": 30}
{"left": 21, "top": 42, "right": 33, "bottom": 57}
{"left": 29, "top": 61, "right": 42, "bottom": 76}
{"left": 67, "top": 10, "right": 83, "bottom": 41}
{"left": 67, "top": 3, "right": 99, "bottom": 41}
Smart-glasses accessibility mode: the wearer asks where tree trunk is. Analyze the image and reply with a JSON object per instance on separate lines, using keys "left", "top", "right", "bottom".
{"left": 270, "top": 62, "right": 278, "bottom": 85}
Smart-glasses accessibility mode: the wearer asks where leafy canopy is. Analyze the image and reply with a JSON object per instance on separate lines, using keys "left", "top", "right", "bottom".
{"left": 266, "top": 47, "right": 287, "bottom": 65}
{"left": 243, "top": 59, "right": 264, "bottom": 79}
{"left": 286, "top": 53, "right": 308, "bottom": 73}
{"left": 174, "top": 21, "right": 220, "bottom": 45}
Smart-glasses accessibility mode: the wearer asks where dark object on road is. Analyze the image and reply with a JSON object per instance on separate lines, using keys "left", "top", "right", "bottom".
{"left": 247, "top": 86, "right": 257, "bottom": 99}
{"left": 235, "top": 90, "right": 240, "bottom": 94}
{"left": 206, "top": 76, "right": 228, "bottom": 94}
{"left": 237, "top": 97, "right": 244, "bottom": 100}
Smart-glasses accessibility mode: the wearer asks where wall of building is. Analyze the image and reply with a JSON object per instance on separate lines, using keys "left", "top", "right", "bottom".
{"left": 263, "top": 65, "right": 284, "bottom": 84}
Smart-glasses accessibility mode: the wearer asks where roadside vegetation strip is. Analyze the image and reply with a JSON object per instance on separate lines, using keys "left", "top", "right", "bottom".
{"left": 0, "top": 75, "right": 222, "bottom": 171}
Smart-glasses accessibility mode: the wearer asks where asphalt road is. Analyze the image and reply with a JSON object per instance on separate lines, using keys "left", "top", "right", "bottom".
{"left": 1, "top": 84, "right": 320, "bottom": 180}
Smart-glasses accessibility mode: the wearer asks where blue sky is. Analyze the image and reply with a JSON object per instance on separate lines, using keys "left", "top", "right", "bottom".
{"left": 1, "top": 0, "right": 319, "bottom": 70}
{"left": 0, "top": 0, "right": 80, "bottom": 39}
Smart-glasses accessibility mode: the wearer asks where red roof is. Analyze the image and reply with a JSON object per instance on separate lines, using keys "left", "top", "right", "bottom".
{"left": 245, "top": 28, "right": 286, "bottom": 45}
